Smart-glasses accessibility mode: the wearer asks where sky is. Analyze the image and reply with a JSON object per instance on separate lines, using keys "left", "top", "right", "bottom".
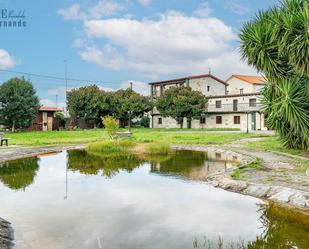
{"left": 0, "top": 0, "right": 277, "bottom": 109}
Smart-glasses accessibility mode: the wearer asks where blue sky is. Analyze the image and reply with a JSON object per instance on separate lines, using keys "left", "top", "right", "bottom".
{"left": 0, "top": 0, "right": 277, "bottom": 108}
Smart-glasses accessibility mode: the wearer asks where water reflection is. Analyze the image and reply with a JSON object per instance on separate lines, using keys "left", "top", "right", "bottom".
{"left": 67, "top": 150, "right": 229, "bottom": 181}
{"left": 150, "top": 150, "right": 228, "bottom": 181}
{"left": 0, "top": 157, "right": 40, "bottom": 190}
{"left": 0, "top": 150, "right": 307, "bottom": 249}
{"left": 193, "top": 204, "right": 309, "bottom": 249}
{"left": 67, "top": 150, "right": 143, "bottom": 178}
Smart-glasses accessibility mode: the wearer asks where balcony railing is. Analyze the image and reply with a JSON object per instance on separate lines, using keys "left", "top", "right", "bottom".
{"left": 207, "top": 103, "right": 262, "bottom": 113}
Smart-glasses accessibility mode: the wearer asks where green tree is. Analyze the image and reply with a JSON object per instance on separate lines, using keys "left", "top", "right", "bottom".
{"left": 0, "top": 77, "right": 40, "bottom": 131}
{"left": 67, "top": 85, "right": 114, "bottom": 127}
{"left": 156, "top": 86, "right": 207, "bottom": 128}
{"left": 114, "top": 88, "right": 153, "bottom": 127}
{"left": 240, "top": 0, "right": 309, "bottom": 149}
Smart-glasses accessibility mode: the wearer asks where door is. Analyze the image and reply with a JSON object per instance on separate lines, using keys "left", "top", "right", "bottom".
{"left": 47, "top": 117, "right": 53, "bottom": 131}
{"left": 251, "top": 112, "right": 256, "bottom": 130}
{"left": 233, "top": 99, "right": 238, "bottom": 111}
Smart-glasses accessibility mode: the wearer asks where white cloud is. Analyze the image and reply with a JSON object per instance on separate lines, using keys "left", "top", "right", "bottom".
{"left": 0, "top": 49, "right": 16, "bottom": 69}
{"left": 58, "top": 0, "right": 124, "bottom": 21}
{"left": 121, "top": 80, "right": 149, "bottom": 95}
{"left": 79, "top": 45, "right": 124, "bottom": 70}
{"left": 225, "top": 1, "right": 251, "bottom": 15}
{"left": 78, "top": 11, "right": 254, "bottom": 78}
{"left": 89, "top": 0, "right": 124, "bottom": 19}
{"left": 40, "top": 98, "right": 66, "bottom": 109}
{"left": 139, "top": 0, "right": 152, "bottom": 7}
{"left": 193, "top": 1, "right": 211, "bottom": 17}
{"left": 47, "top": 86, "right": 74, "bottom": 97}
{"left": 58, "top": 4, "right": 85, "bottom": 20}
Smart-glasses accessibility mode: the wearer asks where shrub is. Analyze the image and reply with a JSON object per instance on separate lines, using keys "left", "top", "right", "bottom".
{"left": 102, "top": 116, "right": 119, "bottom": 138}
{"left": 140, "top": 116, "right": 150, "bottom": 128}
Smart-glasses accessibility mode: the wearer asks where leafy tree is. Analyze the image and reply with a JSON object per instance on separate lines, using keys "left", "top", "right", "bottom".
{"left": 0, "top": 77, "right": 40, "bottom": 131}
{"left": 67, "top": 85, "right": 113, "bottom": 127}
{"left": 114, "top": 88, "right": 153, "bottom": 127}
{"left": 55, "top": 111, "right": 66, "bottom": 128}
{"left": 156, "top": 86, "right": 207, "bottom": 128}
{"left": 240, "top": 0, "right": 309, "bottom": 149}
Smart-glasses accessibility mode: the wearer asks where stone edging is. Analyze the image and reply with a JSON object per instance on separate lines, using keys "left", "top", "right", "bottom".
{"left": 0, "top": 218, "right": 14, "bottom": 249}
{"left": 173, "top": 145, "right": 309, "bottom": 212}
{"left": 0, "top": 145, "right": 86, "bottom": 163}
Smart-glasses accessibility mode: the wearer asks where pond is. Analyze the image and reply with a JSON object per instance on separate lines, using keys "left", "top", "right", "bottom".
{"left": 0, "top": 150, "right": 308, "bottom": 249}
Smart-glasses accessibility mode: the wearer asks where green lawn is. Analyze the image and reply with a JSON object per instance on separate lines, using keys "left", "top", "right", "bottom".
{"left": 4, "top": 128, "right": 271, "bottom": 147}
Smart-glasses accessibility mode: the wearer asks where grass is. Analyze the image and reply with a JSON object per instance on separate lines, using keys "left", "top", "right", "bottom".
{"left": 244, "top": 136, "right": 308, "bottom": 157}
{"left": 230, "top": 169, "right": 246, "bottom": 180}
{"left": 230, "top": 158, "right": 265, "bottom": 180}
{"left": 239, "top": 158, "right": 265, "bottom": 170}
{"left": 144, "top": 142, "right": 172, "bottom": 155}
{"left": 86, "top": 139, "right": 136, "bottom": 153}
{"left": 3, "top": 128, "right": 272, "bottom": 147}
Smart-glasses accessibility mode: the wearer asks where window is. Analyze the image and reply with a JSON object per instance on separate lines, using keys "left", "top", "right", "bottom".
{"left": 158, "top": 118, "right": 162, "bottom": 125}
{"left": 240, "top": 88, "right": 244, "bottom": 94}
{"left": 249, "top": 98, "right": 257, "bottom": 107}
{"left": 215, "top": 100, "right": 222, "bottom": 108}
{"left": 207, "top": 86, "right": 210, "bottom": 92}
{"left": 200, "top": 115, "right": 206, "bottom": 124}
{"left": 234, "top": 116, "right": 240, "bottom": 124}
{"left": 216, "top": 116, "right": 222, "bottom": 124}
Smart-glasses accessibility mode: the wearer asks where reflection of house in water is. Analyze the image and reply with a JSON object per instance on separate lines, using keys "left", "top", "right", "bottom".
{"left": 150, "top": 150, "right": 238, "bottom": 181}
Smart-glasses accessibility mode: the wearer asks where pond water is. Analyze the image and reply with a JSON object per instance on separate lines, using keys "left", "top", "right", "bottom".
{"left": 0, "top": 150, "right": 308, "bottom": 249}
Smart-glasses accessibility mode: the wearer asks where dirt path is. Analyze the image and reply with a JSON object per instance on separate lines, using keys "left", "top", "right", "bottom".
{"left": 224, "top": 137, "right": 309, "bottom": 192}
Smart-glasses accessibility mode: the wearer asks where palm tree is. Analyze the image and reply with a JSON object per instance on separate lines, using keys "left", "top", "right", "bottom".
{"left": 240, "top": 0, "right": 309, "bottom": 150}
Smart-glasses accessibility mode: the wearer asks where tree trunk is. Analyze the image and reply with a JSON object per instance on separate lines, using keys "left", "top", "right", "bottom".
{"left": 12, "top": 121, "right": 15, "bottom": 132}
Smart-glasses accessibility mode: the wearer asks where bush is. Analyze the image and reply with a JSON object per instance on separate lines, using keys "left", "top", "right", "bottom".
{"left": 102, "top": 116, "right": 119, "bottom": 138}
{"left": 140, "top": 116, "right": 150, "bottom": 128}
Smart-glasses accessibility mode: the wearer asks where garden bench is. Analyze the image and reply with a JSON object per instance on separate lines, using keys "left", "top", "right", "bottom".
{"left": 0, "top": 132, "right": 8, "bottom": 146}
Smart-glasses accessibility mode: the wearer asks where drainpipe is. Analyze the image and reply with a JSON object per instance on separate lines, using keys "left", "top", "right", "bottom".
{"left": 246, "top": 112, "right": 249, "bottom": 133}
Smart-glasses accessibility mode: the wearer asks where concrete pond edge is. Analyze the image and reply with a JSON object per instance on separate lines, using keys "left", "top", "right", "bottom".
{"left": 0, "top": 218, "right": 14, "bottom": 249}
{"left": 173, "top": 145, "right": 309, "bottom": 212}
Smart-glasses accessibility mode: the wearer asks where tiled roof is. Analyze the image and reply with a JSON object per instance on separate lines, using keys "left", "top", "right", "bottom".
{"left": 227, "top": 75, "right": 266, "bottom": 84}
{"left": 149, "top": 74, "right": 228, "bottom": 86}
{"left": 39, "top": 106, "right": 62, "bottom": 112}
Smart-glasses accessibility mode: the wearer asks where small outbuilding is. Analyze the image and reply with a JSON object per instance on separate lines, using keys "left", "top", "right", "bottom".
{"left": 31, "top": 106, "right": 62, "bottom": 131}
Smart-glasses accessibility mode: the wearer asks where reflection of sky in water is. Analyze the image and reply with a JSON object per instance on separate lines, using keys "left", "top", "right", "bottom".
{"left": 1, "top": 151, "right": 265, "bottom": 249}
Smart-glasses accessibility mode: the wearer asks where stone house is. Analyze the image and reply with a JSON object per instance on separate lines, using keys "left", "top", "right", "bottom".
{"left": 149, "top": 73, "right": 268, "bottom": 131}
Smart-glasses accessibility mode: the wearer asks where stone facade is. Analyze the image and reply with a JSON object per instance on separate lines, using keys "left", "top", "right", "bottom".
{"left": 150, "top": 74, "right": 268, "bottom": 131}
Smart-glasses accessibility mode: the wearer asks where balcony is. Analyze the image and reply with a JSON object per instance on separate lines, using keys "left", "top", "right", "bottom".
{"left": 207, "top": 102, "right": 262, "bottom": 113}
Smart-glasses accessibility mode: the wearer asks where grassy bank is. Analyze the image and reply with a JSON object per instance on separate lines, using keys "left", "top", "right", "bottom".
{"left": 4, "top": 128, "right": 272, "bottom": 147}
{"left": 87, "top": 140, "right": 173, "bottom": 155}
{"left": 244, "top": 137, "right": 308, "bottom": 157}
